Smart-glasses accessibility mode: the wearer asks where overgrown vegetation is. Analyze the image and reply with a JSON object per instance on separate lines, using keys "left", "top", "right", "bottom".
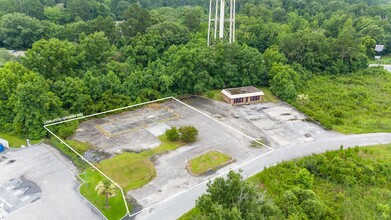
{"left": 257, "top": 87, "right": 279, "bottom": 103}
{"left": 165, "top": 126, "right": 199, "bottom": 143}
{"left": 65, "top": 139, "right": 94, "bottom": 154}
{"left": 0, "top": 48, "right": 18, "bottom": 67}
{"left": 182, "top": 144, "right": 391, "bottom": 219}
{"left": 179, "top": 126, "right": 198, "bottom": 143}
{"left": 187, "top": 151, "right": 232, "bottom": 175}
{"left": 165, "top": 126, "right": 179, "bottom": 141}
{"left": 2, "top": 0, "right": 390, "bottom": 139}
{"left": 292, "top": 68, "right": 391, "bottom": 133}
{"left": 46, "top": 137, "right": 88, "bottom": 170}
{"left": 202, "top": 90, "right": 225, "bottom": 102}
{"left": 368, "top": 55, "right": 391, "bottom": 64}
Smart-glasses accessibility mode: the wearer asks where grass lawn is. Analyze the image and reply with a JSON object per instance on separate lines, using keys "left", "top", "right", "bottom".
{"left": 150, "top": 134, "right": 185, "bottom": 155}
{"left": 368, "top": 54, "right": 391, "bottom": 64}
{"left": 0, "top": 132, "right": 41, "bottom": 148}
{"left": 257, "top": 87, "right": 279, "bottom": 103}
{"left": 292, "top": 73, "right": 391, "bottom": 134}
{"left": 201, "top": 89, "right": 224, "bottom": 102}
{"left": 96, "top": 153, "right": 156, "bottom": 191}
{"left": 178, "top": 207, "right": 202, "bottom": 220}
{"left": 187, "top": 151, "right": 232, "bottom": 175}
{"left": 65, "top": 139, "right": 94, "bottom": 154}
{"left": 360, "top": 144, "right": 391, "bottom": 163}
{"left": 96, "top": 134, "right": 184, "bottom": 191}
{"left": 79, "top": 168, "right": 129, "bottom": 220}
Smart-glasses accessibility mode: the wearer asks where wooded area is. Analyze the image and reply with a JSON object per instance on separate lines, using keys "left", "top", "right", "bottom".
{"left": 1, "top": 0, "right": 391, "bottom": 139}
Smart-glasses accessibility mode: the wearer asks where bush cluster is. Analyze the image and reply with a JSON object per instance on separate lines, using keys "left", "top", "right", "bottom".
{"left": 165, "top": 126, "right": 198, "bottom": 143}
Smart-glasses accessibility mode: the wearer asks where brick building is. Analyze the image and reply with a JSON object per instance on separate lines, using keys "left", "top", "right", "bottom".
{"left": 221, "top": 86, "right": 264, "bottom": 105}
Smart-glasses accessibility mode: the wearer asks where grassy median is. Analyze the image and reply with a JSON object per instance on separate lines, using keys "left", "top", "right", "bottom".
{"left": 187, "top": 150, "right": 232, "bottom": 175}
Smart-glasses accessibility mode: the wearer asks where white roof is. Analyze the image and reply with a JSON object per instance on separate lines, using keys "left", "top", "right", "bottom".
{"left": 7, "top": 50, "right": 26, "bottom": 57}
{"left": 375, "top": 45, "right": 384, "bottom": 52}
{"left": 221, "top": 87, "right": 264, "bottom": 99}
{"left": 0, "top": 138, "right": 9, "bottom": 148}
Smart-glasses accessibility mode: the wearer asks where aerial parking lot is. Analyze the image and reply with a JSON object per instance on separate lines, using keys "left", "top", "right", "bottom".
{"left": 65, "top": 96, "right": 338, "bottom": 213}
{"left": 184, "top": 97, "right": 339, "bottom": 147}
{"left": 71, "top": 98, "right": 270, "bottom": 209}
{"left": 0, "top": 145, "right": 100, "bottom": 220}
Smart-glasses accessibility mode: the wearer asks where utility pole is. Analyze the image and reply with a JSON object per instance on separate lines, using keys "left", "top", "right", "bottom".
{"left": 207, "top": 0, "right": 236, "bottom": 46}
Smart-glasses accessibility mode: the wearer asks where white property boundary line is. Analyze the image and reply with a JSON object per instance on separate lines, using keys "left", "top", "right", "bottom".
{"left": 44, "top": 96, "right": 275, "bottom": 219}
{"left": 76, "top": 174, "right": 109, "bottom": 220}
{"left": 44, "top": 127, "right": 131, "bottom": 216}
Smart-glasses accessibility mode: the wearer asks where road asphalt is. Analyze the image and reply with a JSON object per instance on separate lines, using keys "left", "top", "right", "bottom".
{"left": 132, "top": 132, "right": 391, "bottom": 220}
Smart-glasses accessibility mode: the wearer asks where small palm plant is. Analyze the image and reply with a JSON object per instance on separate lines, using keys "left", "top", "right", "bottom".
{"left": 95, "top": 179, "right": 116, "bottom": 208}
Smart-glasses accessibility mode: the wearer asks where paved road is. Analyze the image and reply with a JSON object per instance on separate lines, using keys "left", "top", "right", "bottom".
{"left": 132, "top": 132, "right": 391, "bottom": 220}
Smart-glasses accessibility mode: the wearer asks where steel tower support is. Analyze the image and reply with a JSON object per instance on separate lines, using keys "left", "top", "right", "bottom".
{"left": 207, "top": 0, "right": 236, "bottom": 46}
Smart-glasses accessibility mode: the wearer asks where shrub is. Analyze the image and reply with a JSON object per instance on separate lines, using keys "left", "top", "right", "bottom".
{"left": 207, "top": 91, "right": 215, "bottom": 99}
{"left": 55, "top": 121, "right": 79, "bottom": 139}
{"left": 179, "top": 126, "right": 198, "bottom": 143}
{"left": 165, "top": 127, "right": 179, "bottom": 141}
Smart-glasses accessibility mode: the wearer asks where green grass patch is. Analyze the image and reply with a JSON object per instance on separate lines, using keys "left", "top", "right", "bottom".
{"left": 202, "top": 89, "right": 225, "bottom": 102}
{"left": 150, "top": 134, "right": 185, "bottom": 155}
{"left": 360, "top": 144, "right": 391, "bottom": 163}
{"left": 65, "top": 139, "right": 94, "bottom": 154}
{"left": 177, "top": 207, "right": 202, "bottom": 220}
{"left": 0, "top": 132, "right": 40, "bottom": 148}
{"left": 45, "top": 138, "right": 88, "bottom": 170}
{"left": 257, "top": 87, "right": 279, "bottom": 103}
{"left": 79, "top": 168, "right": 129, "bottom": 220}
{"left": 96, "top": 153, "right": 156, "bottom": 191}
{"left": 187, "top": 150, "right": 232, "bottom": 175}
{"left": 96, "top": 134, "right": 184, "bottom": 190}
{"left": 368, "top": 54, "right": 391, "bottom": 64}
{"left": 292, "top": 73, "right": 391, "bottom": 134}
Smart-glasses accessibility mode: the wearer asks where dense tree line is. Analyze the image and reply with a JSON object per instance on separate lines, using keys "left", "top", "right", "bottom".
{"left": 1, "top": 0, "right": 391, "bottom": 139}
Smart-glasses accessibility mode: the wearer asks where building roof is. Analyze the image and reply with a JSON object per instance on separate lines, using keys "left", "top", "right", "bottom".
{"left": 0, "top": 138, "right": 9, "bottom": 148}
{"left": 7, "top": 50, "right": 26, "bottom": 57}
{"left": 375, "top": 45, "right": 384, "bottom": 52}
{"left": 221, "top": 86, "right": 264, "bottom": 99}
